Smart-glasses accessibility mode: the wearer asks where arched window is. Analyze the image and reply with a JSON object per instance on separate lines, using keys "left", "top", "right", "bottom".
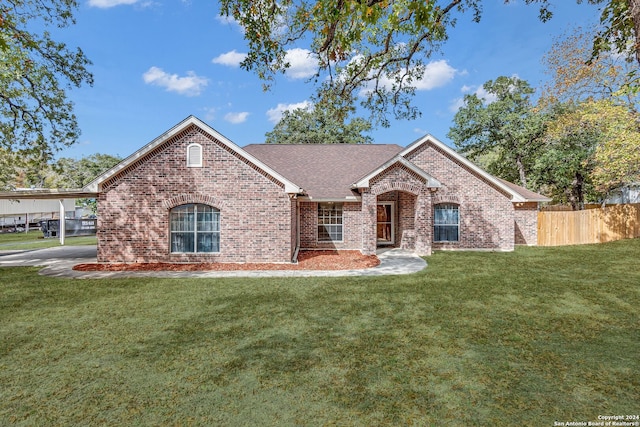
{"left": 170, "top": 204, "right": 219, "bottom": 253}
{"left": 434, "top": 203, "right": 459, "bottom": 242}
{"left": 186, "top": 143, "right": 202, "bottom": 167}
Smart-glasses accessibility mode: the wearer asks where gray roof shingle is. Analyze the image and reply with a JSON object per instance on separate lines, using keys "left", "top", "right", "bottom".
{"left": 243, "top": 144, "right": 404, "bottom": 199}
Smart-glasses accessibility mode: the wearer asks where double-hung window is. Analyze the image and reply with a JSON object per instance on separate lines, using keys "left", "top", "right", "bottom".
{"left": 170, "top": 204, "right": 220, "bottom": 253}
{"left": 434, "top": 203, "right": 459, "bottom": 242}
{"left": 318, "top": 203, "right": 343, "bottom": 242}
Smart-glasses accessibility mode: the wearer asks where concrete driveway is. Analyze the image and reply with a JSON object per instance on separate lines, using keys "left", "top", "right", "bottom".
{"left": 0, "top": 246, "right": 426, "bottom": 279}
{"left": 0, "top": 245, "right": 98, "bottom": 278}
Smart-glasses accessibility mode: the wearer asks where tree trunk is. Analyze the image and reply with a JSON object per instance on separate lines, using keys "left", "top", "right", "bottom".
{"left": 570, "top": 172, "right": 585, "bottom": 211}
{"left": 516, "top": 155, "right": 527, "bottom": 189}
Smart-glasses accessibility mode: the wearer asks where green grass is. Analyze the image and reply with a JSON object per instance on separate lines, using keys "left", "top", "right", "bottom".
{"left": 1, "top": 240, "right": 639, "bottom": 425}
{"left": 0, "top": 232, "right": 96, "bottom": 250}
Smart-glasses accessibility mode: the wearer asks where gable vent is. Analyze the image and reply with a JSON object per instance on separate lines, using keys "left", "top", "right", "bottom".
{"left": 187, "top": 143, "right": 203, "bottom": 167}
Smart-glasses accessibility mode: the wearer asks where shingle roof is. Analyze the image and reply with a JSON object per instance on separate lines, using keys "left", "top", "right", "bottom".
{"left": 495, "top": 177, "right": 552, "bottom": 202}
{"left": 243, "top": 144, "right": 404, "bottom": 199}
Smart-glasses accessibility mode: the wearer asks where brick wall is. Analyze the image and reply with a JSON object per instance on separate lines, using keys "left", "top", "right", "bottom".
{"left": 514, "top": 202, "right": 539, "bottom": 245}
{"left": 406, "top": 143, "right": 515, "bottom": 251}
{"left": 298, "top": 201, "right": 362, "bottom": 250}
{"left": 369, "top": 164, "right": 431, "bottom": 254}
{"left": 97, "top": 125, "right": 293, "bottom": 263}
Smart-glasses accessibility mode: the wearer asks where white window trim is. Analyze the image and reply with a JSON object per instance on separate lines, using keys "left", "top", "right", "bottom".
{"left": 317, "top": 202, "right": 344, "bottom": 243}
{"left": 169, "top": 204, "right": 220, "bottom": 253}
{"left": 186, "top": 143, "right": 203, "bottom": 168}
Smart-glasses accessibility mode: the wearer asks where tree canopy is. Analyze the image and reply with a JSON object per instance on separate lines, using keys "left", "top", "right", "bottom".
{"left": 0, "top": 0, "right": 93, "bottom": 160}
{"left": 585, "top": 99, "right": 640, "bottom": 193}
{"left": 447, "top": 76, "right": 546, "bottom": 188}
{"left": 265, "top": 100, "right": 373, "bottom": 144}
{"left": 539, "top": 27, "right": 638, "bottom": 110}
{"left": 49, "top": 154, "right": 122, "bottom": 189}
{"left": 531, "top": 102, "right": 599, "bottom": 209}
{"left": 536, "top": 24, "right": 640, "bottom": 203}
{"left": 220, "top": 0, "right": 640, "bottom": 126}
{"left": 221, "top": 0, "right": 483, "bottom": 126}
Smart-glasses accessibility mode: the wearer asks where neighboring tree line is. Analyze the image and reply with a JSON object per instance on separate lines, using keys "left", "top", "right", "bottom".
{"left": 6, "top": 153, "right": 121, "bottom": 212}
{"left": 448, "top": 28, "right": 640, "bottom": 209}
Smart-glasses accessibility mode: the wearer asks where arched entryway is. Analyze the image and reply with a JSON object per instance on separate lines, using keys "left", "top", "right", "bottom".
{"left": 376, "top": 189, "right": 418, "bottom": 249}
{"left": 361, "top": 172, "right": 436, "bottom": 256}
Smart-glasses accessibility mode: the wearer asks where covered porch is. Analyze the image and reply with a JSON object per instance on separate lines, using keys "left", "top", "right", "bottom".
{"left": 354, "top": 156, "right": 441, "bottom": 256}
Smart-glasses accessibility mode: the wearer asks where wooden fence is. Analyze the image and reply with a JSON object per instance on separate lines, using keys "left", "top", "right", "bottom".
{"left": 537, "top": 203, "right": 640, "bottom": 246}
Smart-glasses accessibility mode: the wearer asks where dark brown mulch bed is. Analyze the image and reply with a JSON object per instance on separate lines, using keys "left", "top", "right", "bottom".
{"left": 72, "top": 250, "right": 380, "bottom": 272}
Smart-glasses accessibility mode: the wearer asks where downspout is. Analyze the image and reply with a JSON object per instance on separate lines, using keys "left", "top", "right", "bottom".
{"left": 291, "top": 197, "right": 300, "bottom": 263}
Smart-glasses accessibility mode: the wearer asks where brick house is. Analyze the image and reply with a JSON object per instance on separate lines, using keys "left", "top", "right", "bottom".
{"left": 85, "top": 116, "right": 550, "bottom": 264}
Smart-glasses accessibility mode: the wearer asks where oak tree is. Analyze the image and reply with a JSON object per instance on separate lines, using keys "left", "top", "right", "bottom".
{"left": 220, "top": 0, "right": 487, "bottom": 127}
{"left": 0, "top": 0, "right": 93, "bottom": 175}
{"left": 540, "top": 27, "right": 638, "bottom": 110}
{"left": 532, "top": 102, "right": 599, "bottom": 209}
{"left": 447, "top": 76, "right": 546, "bottom": 189}
{"left": 219, "top": 0, "right": 639, "bottom": 126}
{"left": 584, "top": 99, "right": 640, "bottom": 194}
{"left": 265, "top": 98, "right": 373, "bottom": 144}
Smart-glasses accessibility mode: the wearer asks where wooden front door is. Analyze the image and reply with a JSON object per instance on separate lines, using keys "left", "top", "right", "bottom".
{"left": 376, "top": 203, "right": 394, "bottom": 245}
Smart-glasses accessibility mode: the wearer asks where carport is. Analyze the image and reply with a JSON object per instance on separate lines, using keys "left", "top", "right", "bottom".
{"left": 0, "top": 189, "right": 98, "bottom": 245}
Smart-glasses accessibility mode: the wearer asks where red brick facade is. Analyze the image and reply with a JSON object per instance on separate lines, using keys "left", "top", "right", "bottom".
{"left": 97, "top": 125, "right": 293, "bottom": 263}
{"left": 405, "top": 142, "right": 516, "bottom": 251}
{"left": 514, "top": 202, "right": 539, "bottom": 245}
{"left": 93, "top": 117, "right": 544, "bottom": 264}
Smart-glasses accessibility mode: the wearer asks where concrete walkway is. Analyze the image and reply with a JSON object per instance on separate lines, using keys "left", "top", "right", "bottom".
{"left": 0, "top": 246, "right": 426, "bottom": 279}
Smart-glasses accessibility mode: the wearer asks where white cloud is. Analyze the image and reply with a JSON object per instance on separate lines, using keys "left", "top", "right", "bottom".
{"left": 413, "top": 60, "right": 458, "bottom": 90}
{"left": 212, "top": 48, "right": 315, "bottom": 77}
{"left": 224, "top": 111, "right": 250, "bottom": 124}
{"left": 88, "top": 0, "right": 139, "bottom": 8}
{"left": 212, "top": 50, "right": 247, "bottom": 67}
{"left": 360, "top": 59, "right": 458, "bottom": 96}
{"left": 449, "top": 84, "right": 499, "bottom": 113}
{"left": 284, "top": 48, "right": 317, "bottom": 79}
{"left": 266, "top": 101, "right": 312, "bottom": 123}
{"left": 142, "top": 66, "right": 208, "bottom": 96}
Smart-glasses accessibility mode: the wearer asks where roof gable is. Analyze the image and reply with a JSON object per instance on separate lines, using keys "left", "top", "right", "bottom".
{"left": 84, "top": 116, "right": 303, "bottom": 194}
{"left": 401, "top": 134, "right": 551, "bottom": 203}
{"left": 352, "top": 156, "right": 441, "bottom": 189}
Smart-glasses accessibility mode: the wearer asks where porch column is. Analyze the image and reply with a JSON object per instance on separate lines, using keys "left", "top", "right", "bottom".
{"left": 59, "top": 199, "right": 66, "bottom": 246}
{"left": 414, "top": 187, "right": 433, "bottom": 256}
{"left": 361, "top": 189, "right": 377, "bottom": 255}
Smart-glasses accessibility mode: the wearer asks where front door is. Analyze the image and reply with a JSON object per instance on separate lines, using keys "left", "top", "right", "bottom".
{"left": 377, "top": 203, "right": 394, "bottom": 245}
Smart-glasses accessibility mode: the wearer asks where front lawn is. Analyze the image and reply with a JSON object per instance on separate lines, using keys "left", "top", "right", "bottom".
{"left": 1, "top": 240, "right": 638, "bottom": 425}
{"left": 0, "top": 232, "right": 96, "bottom": 250}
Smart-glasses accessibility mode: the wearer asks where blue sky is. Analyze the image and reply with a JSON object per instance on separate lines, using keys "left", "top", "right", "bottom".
{"left": 55, "top": 0, "right": 602, "bottom": 159}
